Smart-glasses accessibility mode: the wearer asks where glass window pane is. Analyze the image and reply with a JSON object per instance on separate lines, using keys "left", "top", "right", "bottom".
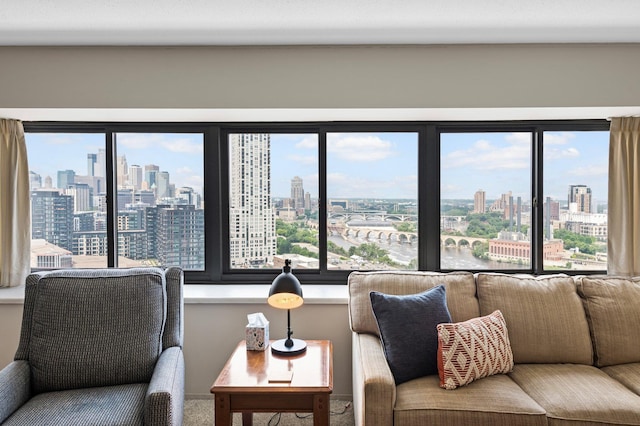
{"left": 26, "top": 133, "right": 107, "bottom": 269}
{"left": 229, "top": 133, "right": 319, "bottom": 269}
{"left": 543, "top": 131, "right": 608, "bottom": 271}
{"left": 326, "top": 132, "right": 418, "bottom": 271}
{"left": 441, "top": 132, "right": 532, "bottom": 270}
{"left": 115, "top": 133, "right": 204, "bottom": 270}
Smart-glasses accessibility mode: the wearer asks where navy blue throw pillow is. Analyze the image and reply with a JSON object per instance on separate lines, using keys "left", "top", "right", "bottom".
{"left": 370, "top": 286, "right": 452, "bottom": 385}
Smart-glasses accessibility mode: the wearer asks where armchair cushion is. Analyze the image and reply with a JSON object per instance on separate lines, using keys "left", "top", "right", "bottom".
{"left": 2, "top": 383, "right": 147, "bottom": 426}
{"left": 26, "top": 269, "right": 166, "bottom": 393}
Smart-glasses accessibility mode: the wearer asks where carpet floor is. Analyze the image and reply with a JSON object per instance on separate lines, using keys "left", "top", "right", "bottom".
{"left": 183, "top": 398, "right": 355, "bottom": 426}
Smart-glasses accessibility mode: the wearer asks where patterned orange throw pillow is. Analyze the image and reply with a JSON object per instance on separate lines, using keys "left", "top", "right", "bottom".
{"left": 437, "top": 310, "right": 514, "bottom": 390}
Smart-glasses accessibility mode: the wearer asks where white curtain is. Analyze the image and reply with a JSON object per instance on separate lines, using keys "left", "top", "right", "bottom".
{"left": 0, "top": 119, "right": 30, "bottom": 287}
{"left": 608, "top": 117, "right": 640, "bottom": 276}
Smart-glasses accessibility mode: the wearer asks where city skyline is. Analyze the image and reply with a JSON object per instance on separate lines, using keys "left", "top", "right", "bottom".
{"left": 26, "top": 130, "right": 608, "bottom": 205}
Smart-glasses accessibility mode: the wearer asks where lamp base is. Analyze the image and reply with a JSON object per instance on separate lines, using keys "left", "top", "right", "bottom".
{"left": 271, "top": 338, "right": 307, "bottom": 356}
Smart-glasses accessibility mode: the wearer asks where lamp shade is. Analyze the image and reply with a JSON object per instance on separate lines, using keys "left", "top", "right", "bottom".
{"left": 268, "top": 260, "right": 304, "bottom": 310}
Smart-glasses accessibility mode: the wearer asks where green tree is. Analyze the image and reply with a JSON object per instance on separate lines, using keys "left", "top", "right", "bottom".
{"left": 553, "top": 229, "right": 597, "bottom": 255}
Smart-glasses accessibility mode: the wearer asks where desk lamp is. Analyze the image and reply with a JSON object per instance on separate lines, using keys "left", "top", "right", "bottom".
{"left": 267, "top": 259, "right": 306, "bottom": 356}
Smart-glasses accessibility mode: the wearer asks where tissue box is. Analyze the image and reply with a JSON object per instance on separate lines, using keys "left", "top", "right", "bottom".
{"left": 246, "top": 314, "right": 269, "bottom": 351}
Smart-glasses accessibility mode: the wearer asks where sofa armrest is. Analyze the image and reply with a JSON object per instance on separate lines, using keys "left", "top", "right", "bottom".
{"left": 0, "top": 360, "right": 31, "bottom": 423}
{"left": 352, "top": 332, "right": 396, "bottom": 426}
{"left": 145, "top": 347, "right": 185, "bottom": 426}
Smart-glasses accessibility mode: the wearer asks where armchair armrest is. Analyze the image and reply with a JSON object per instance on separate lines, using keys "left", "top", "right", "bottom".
{"left": 0, "top": 360, "right": 31, "bottom": 423}
{"left": 352, "top": 333, "right": 396, "bottom": 426}
{"left": 144, "top": 347, "right": 185, "bottom": 426}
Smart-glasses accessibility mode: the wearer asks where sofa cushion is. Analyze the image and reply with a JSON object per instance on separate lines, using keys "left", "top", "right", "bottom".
{"left": 27, "top": 269, "right": 166, "bottom": 393}
{"left": 576, "top": 275, "right": 640, "bottom": 367}
{"left": 476, "top": 273, "right": 592, "bottom": 364}
{"left": 370, "top": 286, "right": 451, "bottom": 385}
{"left": 349, "top": 271, "right": 479, "bottom": 335}
{"left": 602, "top": 363, "right": 640, "bottom": 396}
{"left": 394, "top": 374, "right": 547, "bottom": 426}
{"left": 437, "top": 310, "right": 514, "bottom": 390}
{"left": 509, "top": 364, "right": 640, "bottom": 425}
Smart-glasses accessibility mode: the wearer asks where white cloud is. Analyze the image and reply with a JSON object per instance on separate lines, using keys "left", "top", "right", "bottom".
{"left": 545, "top": 146, "right": 580, "bottom": 160}
{"left": 442, "top": 133, "right": 531, "bottom": 171}
{"left": 544, "top": 132, "right": 576, "bottom": 145}
{"left": 117, "top": 134, "right": 202, "bottom": 154}
{"left": 327, "top": 171, "right": 416, "bottom": 198}
{"left": 327, "top": 134, "right": 396, "bottom": 162}
{"left": 567, "top": 164, "right": 608, "bottom": 177}
{"left": 286, "top": 154, "right": 317, "bottom": 166}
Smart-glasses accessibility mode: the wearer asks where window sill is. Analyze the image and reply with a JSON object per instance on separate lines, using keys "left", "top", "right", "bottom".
{"left": 0, "top": 284, "right": 349, "bottom": 305}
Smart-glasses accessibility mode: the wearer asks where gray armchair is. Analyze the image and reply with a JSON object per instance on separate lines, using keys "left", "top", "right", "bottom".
{"left": 0, "top": 267, "right": 184, "bottom": 426}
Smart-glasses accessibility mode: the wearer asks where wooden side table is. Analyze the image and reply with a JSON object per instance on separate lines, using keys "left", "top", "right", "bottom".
{"left": 210, "top": 340, "right": 333, "bottom": 426}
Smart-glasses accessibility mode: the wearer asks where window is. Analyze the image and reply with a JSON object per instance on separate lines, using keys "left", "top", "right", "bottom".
{"left": 441, "top": 132, "right": 532, "bottom": 270}
{"left": 542, "top": 131, "right": 609, "bottom": 271}
{"left": 227, "top": 133, "right": 318, "bottom": 270}
{"left": 25, "top": 120, "right": 609, "bottom": 284}
{"left": 27, "top": 132, "right": 108, "bottom": 269}
{"left": 326, "top": 132, "right": 418, "bottom": 271}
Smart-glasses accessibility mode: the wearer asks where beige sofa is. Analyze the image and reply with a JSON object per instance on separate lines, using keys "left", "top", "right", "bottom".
{"left": 348, "top": 271, "right": 640, "bottom": 426}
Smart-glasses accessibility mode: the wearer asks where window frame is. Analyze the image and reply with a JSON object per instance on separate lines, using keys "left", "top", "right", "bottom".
{"left": 24, "top": 119, "right": 610, "bottom": 285}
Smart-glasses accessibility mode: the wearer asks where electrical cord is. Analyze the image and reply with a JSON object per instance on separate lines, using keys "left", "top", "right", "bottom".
{"left": 267, "top": 401, "right": 352, "bottom": 425}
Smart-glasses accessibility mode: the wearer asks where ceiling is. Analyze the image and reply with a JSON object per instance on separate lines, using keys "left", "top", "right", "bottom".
{"left": 2, "top": 0, "right": 640, "bottom": 46}
{"left": 2, "top": 1, "right": 640, "bottom": 122}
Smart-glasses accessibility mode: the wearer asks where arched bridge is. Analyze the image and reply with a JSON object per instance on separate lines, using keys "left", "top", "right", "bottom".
{"left": 441, "top": 235, "right": 488, "bottom": 248}
{"left": 338, "top": 226, "right": 418, "bottom": 244}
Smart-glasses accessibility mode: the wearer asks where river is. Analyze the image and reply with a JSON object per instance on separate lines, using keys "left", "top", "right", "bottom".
{"left": 328, "top": 234, "right": 506, "bottom": 269}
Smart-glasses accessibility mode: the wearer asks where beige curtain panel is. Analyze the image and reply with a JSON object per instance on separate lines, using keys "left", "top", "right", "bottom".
{"left": 0, "top": 119, "right": 30, "bottom": 288}
{"left": 608, "top": 117, "right": 640, "bottom": 276}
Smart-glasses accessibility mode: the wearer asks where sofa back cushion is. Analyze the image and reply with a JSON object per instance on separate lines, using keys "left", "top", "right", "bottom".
{"left": 348, "top": 271, "right": 479, "bottom": 335}
{"left": 576, "top": 275, "right": 640, "bottom": 367}
{"left": 21, "top": 268, "right": 166, "bottom": 393}
{"left": 476, "top": 273, "right": 592, "bottom": 365}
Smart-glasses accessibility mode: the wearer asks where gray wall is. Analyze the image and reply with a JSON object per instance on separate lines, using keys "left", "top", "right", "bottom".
{"left": 1, "top": 43, "right": 639, "bottom": 399}
{"left": 1, "top": 44, "right": 639, "bottom": 111}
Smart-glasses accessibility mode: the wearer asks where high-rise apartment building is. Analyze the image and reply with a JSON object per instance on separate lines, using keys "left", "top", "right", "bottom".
{"left": 291, "top": 176, "right": 304, "bottom": 210}
{"left": 229, "top": 134, "right": 276, "bottom": 268}
{"left": 473, "top": 189, "right": 486, "bottom": 214}
{"left": 31, "top": 190, "right": 74, "bottom": 251}
{"left": 568, "top": 184, "right": 592, "bottom": 213}
{"left": 155, "top": 205, "right": 205, "bottom": 269}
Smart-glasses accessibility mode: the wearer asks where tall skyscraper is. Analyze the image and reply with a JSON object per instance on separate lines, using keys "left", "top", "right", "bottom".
{"left": 144, "top": 164, "right": 160, "bottom": 190}
{"left": 57, "top": 169, "right": 75, "bottom": 190}
{"left": 229, "top": 134, "right": 276, "bottom": 268}
{"left": 65, "top": 183, "right": 93, "bottom": 212}
{"left": 129, "top": 164, "right": 143, "bottom": 190}
{"left": 568, "top": 184, "right": 592, "bottom": 213}
{"left": 156, "top": 171, "right": 171, "bottom": 199}
{"left": 473, "top": 189, "right": 486, "bottom": 214}
{"left": 291, "top": 176, "right": 304, "bottom": 210}
{"left": 116, "top": 155, "right": 129, "bottom": 188}
{"left": 87, "top": 153, "right": 97, "bottom": 176}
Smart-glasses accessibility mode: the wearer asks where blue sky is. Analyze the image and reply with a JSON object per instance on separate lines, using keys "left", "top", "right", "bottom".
{"left": 441, "top": 131, "right": 609, "bottom": 205}
{"left": 26, "top": 130, "right": 608, "bottom": 204}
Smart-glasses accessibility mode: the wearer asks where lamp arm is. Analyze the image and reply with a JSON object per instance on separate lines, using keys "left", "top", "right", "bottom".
{"left": 285, "top": 309, "right": 294, "bottom": 347}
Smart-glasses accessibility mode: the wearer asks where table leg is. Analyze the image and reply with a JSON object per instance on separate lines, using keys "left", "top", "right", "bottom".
{"left": 313, "top": 394, "right": 330, "bottom": 426}
{"left": 214, "top": 394, "right": 232, "bottom": 426}
{"left": 242, "top": 412, "right": 253, "bottom": 426}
